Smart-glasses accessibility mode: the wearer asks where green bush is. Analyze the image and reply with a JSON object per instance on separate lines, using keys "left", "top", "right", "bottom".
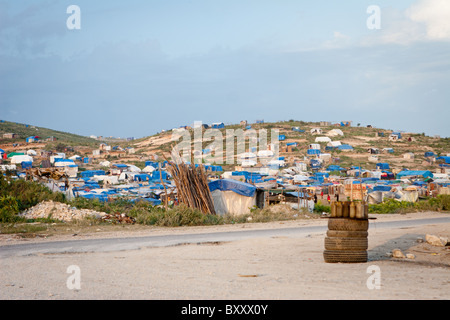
{"left": 0, "top": 195, "right": 22, "bottom": 223}
{"left": 369, "top": 195, "right": 450, "bottom": 214}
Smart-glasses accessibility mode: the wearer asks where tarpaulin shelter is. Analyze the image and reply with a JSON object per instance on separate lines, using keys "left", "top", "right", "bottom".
{"left": 376, "top": 163, "right": 390, "bottom": 170}
{"left": 211, "top": 122, "right": 225, "bottom": 129}
{"left": 396, "top": 170, "right": 433, "bottom": 179}
{"left": 436, "top": 156, "right": 450, "bottom": 164}
{"left": 307, "top": 149, "right": 320, "bottom": 155}
{"left": 338, "top": 144, "right": 353, "bottom": 151}
{"left": 208, "top": 179, "right": 258, "bottom": 215}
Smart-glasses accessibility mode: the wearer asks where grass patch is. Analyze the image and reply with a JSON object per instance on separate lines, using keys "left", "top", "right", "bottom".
{"left": 369, "top": 195, "right": 450, "bottom": 214}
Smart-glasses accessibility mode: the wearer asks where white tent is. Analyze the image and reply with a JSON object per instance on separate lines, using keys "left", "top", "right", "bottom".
{"left": 294, "top": 174, "right": 309, "bottom": 182}
{"left": 315, "top": 136, "right": 332, "bottom": 143}
{"left": 142, "top": 165, "right": 156, "bottom": 173}
{"left": 10, "top": 155, "right": 33, "bottom": 164}
{"left": 26, "top": 149, "right": 37, "bottom": 156}
{"left": 241, "top": 160, "right": 257, "bottom": 167}
{"left": 309, "top": 144, "right": 321, "bottom": 150}
{"left": 99, "top": 160, "right": 111, "bottom": 167}
{"left": 310, "top": 128, "right": 322, "bottom": 135}
{"left": 239, "top": 152, "right": 257, "bottom": 160}
{"left": 327, "top": 141, "right": 342, "bottom": 147}
{"left": 127, "top": 164, "right": 142, "bottom": 172}
{"left": 327, "top": 129, "right": 344, "bottom": 137}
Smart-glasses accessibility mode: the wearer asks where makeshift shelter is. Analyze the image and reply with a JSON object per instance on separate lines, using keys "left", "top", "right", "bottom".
{"left": 315, "top": 137, "right": 331, "bottom": 143}
{"left": 307, "top": 149, "right": 321, "bottom": 155}
{"left": 26, "top": 136, "right": 39, "bottom": 143}
{"left": 376, "top": 163, "right": 390, "bottom": 170}
{"left": 10, "top": 155, "right": 33, "bottom": 164}
{"left": 396, "top": 170, "right": 433, "bottom": 179}
{"left": 310, "top": 128, "right": 322, "bottom": 135}
{"left": 327, "top": 141, "right": 341, "bottom": 147}
{"left": 337, "top": 144, "right": 353, "bottom": 151}
{"left": 209, "top": 179, "right": 260, "bottom": 215}
{"left": 211, "top": 122, "right": 225, "bottom": 129}
{"left": 436, "top": 156, "right": 450, "bottom": 164}
{"left": 327, "top": 129, "right": 344, "bottom": 137}
{"left": 26, "top": 149, "right": 37, "bottom": 156}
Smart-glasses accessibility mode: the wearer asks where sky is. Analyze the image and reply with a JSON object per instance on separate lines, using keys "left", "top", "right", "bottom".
{"left": 0, "top": 0, "right": 449, "bottom": 138}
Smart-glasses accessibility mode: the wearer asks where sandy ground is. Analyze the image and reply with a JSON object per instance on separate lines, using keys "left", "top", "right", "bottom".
{"left": 0, "top": 212, "right": 449, "bottom": 300}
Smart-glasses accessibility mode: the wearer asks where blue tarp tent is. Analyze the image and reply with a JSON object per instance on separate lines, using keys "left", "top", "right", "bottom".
{"left": 211, "top": 122, "right": 225, "bottom": 129}
{"left": 425, "top": 152, "right": 436, "bottom": 157}
{"left": 372, "top": 185, "right": 392, "bottom": 192}
{"left": 231, "top": 171, "right": 263, "bottom": 183}
{"left": 279, "top": 135, "right": 286, "bottom": 141}
{"left": 204, "top": 165, "right": 223, "bottom": 172}
{"left": 328, "top": 165, "right": 345, "bottom": 171}
{"left": 286, "top": 142, "right": 297, "bottom": 147}
{"left": 152, "top": 170, "right": 168, "bottom": 180}
{"left": 338, "top": 144, "right": 353, "bottom": 151}
{"left": 134, "top": 174, "right": 152, "bottom": 181}
{"left": 21, "top": 161, "right": 32, "bottom": 169}
{"left": 80, "top": 170, "right": 105, "bottom": 178}
{"left": 396, "top": 170, "right": 433, "bottom": 179}
{"left": 391, "top": 132, "right": 402, "bottom": 139}
{"left": 208, "top": 179, "right": 256, "bottom": 197}
{"left": 436, "top": 156, "right": 450, "bottom": 164}
{"left": 307, "top": 149, "right": 320, "bottom": 155}
{"left": 376, "top": 163, "right": 390, "bottom": 170}
{"left": 145, "top": 161, "right": 159, "bottom": 168}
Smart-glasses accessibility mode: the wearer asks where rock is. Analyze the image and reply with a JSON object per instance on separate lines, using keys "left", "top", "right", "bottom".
{"left": 406, "top": 253, "right": 415, "bottom": 259}
{"left": 392, "top": 249, "right": 406, "bottom": 258}
{"left": 426, "top": 234, "right": 448, "bottom": 247}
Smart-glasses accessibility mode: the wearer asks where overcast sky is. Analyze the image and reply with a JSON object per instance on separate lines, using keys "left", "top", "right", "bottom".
{"left": 1, "top": 0, "right": 449, "bottom": 138}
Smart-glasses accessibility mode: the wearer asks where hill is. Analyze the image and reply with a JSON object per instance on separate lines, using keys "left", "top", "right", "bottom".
{"left": 1, "top": 119, "right": 449, "bottom": 173}
{"left": 0, "top": 120, "right": 99, "bottom": 147}
{"left": 129, "top": 120, "right": 450, "bottom": 172}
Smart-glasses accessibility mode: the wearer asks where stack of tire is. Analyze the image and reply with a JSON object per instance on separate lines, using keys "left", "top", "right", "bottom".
{"left": 323, "top": 202, "right": 369, "bottom": 263}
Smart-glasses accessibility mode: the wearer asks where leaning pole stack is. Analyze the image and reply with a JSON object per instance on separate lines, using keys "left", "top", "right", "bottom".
{"left": 323, "top": 201, "right": 369, "bottom": 263}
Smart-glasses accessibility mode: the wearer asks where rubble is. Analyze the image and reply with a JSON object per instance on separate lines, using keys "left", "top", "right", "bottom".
{"left": 19, "top": 200, "right": 106, "bottom": 222}
{"left": 425, "top": 234, "right": 449, "bottom": 247}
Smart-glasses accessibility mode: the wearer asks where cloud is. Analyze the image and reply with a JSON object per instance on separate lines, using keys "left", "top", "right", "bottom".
{"left": 361, "top": 0, "right": 450, "bottom": 46}
{"left": 407, "top": 0, "right": 450, "bottom": 40}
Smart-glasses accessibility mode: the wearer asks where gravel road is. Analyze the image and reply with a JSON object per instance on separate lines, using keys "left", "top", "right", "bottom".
{"left": 1, "top": 212, "right": 449, "bottom": 300}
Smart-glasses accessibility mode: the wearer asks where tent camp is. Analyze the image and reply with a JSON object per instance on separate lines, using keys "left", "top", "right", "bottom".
{"left": 208, "top": 179, "right": 261, "bottom": 215}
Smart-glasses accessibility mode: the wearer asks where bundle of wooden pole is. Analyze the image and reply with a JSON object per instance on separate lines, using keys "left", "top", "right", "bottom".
{"left": 166, "top": 161, "right": 216, "bottom": 215}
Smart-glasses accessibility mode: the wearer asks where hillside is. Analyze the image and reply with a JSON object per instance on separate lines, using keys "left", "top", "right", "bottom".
{"left": 0, "top": 120, "right": 102, "bottom": 149}
{"left": 129, "top": 120, "right": 450, "bottom": 172}
{"left": 1, "top": 119, "right": 449, "bottom": 173}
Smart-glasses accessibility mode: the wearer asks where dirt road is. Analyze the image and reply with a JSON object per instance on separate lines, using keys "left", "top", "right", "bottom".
{"left": 0, "top": 212, "right": 449, "bottom": 300}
